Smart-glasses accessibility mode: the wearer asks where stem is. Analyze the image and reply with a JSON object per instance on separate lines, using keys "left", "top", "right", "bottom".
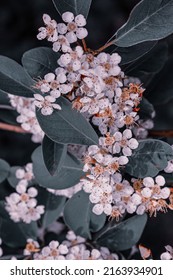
{"left": 95, "top": 41, "right": 114, "bottom": 53}
{"left": 82, "top": 39, "right": 87, "bottom": 52}
{"left": 0, "top": 122, "right": 29, "bottom": 134}
{"left": 149, "top": 130, "right": 173, "bottom": 138}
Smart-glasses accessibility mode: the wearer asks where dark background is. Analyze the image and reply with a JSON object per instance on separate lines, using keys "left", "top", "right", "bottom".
{"left": 0, "top": 0, "right": 173, "bottom": 259}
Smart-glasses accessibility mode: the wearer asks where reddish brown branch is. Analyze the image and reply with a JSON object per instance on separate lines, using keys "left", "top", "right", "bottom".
{"left": 0, "top": 122, "right": 29, "bottom": 134}
{"left": 82, "top": 39, "right": 87, "bottom": 52}
{"left": 95, "top": 41, "right": 114, "bottom": 53}
{"left": 149, "top": 130, "right": 173, "bottom": 138}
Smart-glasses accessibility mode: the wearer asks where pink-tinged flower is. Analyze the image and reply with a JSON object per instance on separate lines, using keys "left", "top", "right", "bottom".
{"left": 34, "top": 94, "right": 61, "bottom": 116}
{"left": 37, "top": 14, "right": 58, "bottom": 42}
{"left": 62, "top": 12, "right": 88, "bottom": 43}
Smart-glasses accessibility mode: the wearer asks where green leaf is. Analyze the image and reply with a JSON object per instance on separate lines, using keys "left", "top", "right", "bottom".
{"left": 125, "top": 139, "right": 173, "bottom": 178}
{"left": 42, "top": 136, "right": 67, "bottom": 176}
{"left": 0, "top": 90, "right": 11, "bottom": 105}
{"left": 0, "top": 56, "right": 37, "bottom": 98}
{"left": 147, "top": 58, "right": 173, "bottom": 106}
{"left": 36, "top": 97, "right": 99, "bottom": 145}
{"left": 97, "top": 214, "right": 147, "bottom": 251}
{"left": 7, "top": 166, "right": 21, "bottom": 188}
{"left": 114, "top": 0, "right": 173, "bottom": 47}
{"left": 32, "top": 146, "right": 85, "bottom": 189}
{"left": 0, "top": 217, "right": 38, "bottom": 248}
{"left": 37, "top": 188, "right": 66, "bottom": 227}
{"left": 125, "top": 42, "right": 168, "bottom": 78}
{"left": 0, "top": 160, "right": 10, "bottom": 184}
{"left": 52, "top": 0, "right": 92, "bottom": 18}
{"left": 115, "top": 41, "right": 157, "bottom": 65}
{"left": 64, "top": 190, "right": 106, "bottom": 239}
{"left": 90, "top": 210, "right": 106, "bottom": 233}
{"left": 22, "top": 47, "right": 60, "bottom": 79}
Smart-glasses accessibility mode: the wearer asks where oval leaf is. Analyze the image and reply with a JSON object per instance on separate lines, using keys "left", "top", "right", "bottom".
{"left": 97, "top": 214, "right": 147, "bottom": 251}
{"left": 64, "top": 190, "right": 106, "bottom": 239}
{"left": 114, "top": 0, "right": 173, "bottom": 47}
{"left": 37, "top": 188, "right": 66, "bottom": 227}
{"left": 22, "top": 47, "right": 60, "bottom": 79}
{"left": 52, "top": 0, "right": 92, "bottom": 18}
{"left": 0, "top": 56, "right": 37, "bottom": 98}
{"left": 0, "top": 217, "right": 38, "bottom": 248}
{"left": 125, "top": 139, "right": 173, "bottom": 178}
{"left": 32, "top": 146, "right": 85, "bottom": 189}
{"left": 42, "top": 136, "right": 67, "bottom": 175}
{"left": 115, "top": 41, "right": 157, "bottom": 65}
{"left": 36, "top": 97, "right": 99, "bottom": 145}
{"left": 0, "top": 160, "right": 10, "bottom": 184}
{"left": 126, "top": 42, "right": 168, "bottom": 78}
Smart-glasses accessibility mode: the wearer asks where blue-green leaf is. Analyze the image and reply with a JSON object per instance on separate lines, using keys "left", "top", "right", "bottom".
{"left": 22, "top": 47, "right": 60, "bottom": 79}
{"left": 0, "top": 159, "right": 10, "bottom": 184}
{"left": 114, "top": 0, "right": 173, "bottom": 47}
{"left": 97, "top": 214, "right": 147, "bottom": 251}
{"left": 0, "top": 217, "right": 38, "bottom": 248}
{"left": 37, "top": 188, "right": 66, "bottom": 227}
{"left": 52, "top": 0, "right": 92, "bottom": 18}
{"left": 64, "top": 190, "right": 106, "bottom": 239}
{"left": 115, "top": 41, "right": 157, "bottom": 65}
{"left": 0, "top": 56, "right": 37, "bottom": 98}
{"left": 36, "top": 97, "right": 99, "bottom": 145}
{"left": 125, "top": 140, "right": 173, "bottom": 178}
{"left": 42, "top": 136, "right": 67, "bottom": 175}
{"left": 32, "top": 146, "right": 85, "bottom": 189}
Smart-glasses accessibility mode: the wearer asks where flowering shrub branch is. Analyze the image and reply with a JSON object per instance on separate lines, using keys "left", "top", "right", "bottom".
{"left": 0, "top": 0, "right": 173, "bottom": 260}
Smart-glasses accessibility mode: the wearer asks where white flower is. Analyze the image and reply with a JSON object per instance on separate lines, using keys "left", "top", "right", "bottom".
{"left": 61, "top": 12, "right": 88, "bottom": 43}
{"left": 33, "top": 241, "right": 68, "bottom": 260}
{"left": 160, "top": 252, "right": 172, "bottom": 260}
{"left": 141, "top": 187, "right": 152, "bottom": 198}
{"left": 37, "top": 14, "right": 58, "bottom": 42}
{"left": 155, "top": 175, "right": 165, "bottom": 186}
{"left": 164, "top": 161, "right": 173, "bottom": 173}
{"left": 24, "top": 239, "right": 40, "bottom": 256}
{"left": 143, "top": 177, "right": 155, "bottom": 188}
{"left": 5, "top": 174, "right": 44, "bottom": 224}
{"left": 53, "top": 35, "right": 71, "bottom": 52}
{"left": 34, "top": 94, "right": 61, "bottom": 115}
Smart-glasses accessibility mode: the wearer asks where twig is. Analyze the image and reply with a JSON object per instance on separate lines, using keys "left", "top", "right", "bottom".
{"left": 0, "top": 122, "right": 29, "bottom": 134}
{"left": 95, "top": 41, "right": 114, "bottom": 53}
{"left": 149, "top": 130, "right": 173, "bottom": 138}
{"left": 82, "top": 39, "right": 87, "bottom": 52}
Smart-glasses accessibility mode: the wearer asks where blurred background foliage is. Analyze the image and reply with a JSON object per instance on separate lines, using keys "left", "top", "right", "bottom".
{"left": 0, "top": 0, "right": 173, "bottom": 259}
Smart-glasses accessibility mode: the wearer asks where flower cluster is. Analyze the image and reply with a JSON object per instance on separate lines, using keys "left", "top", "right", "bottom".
{"left": 37, "top": 13, "right": 88, "bottom": 47}
{"left": 23, "top": 231, "right": 118, "bottom": 260}
{"left": 34, "top": 11, "right": 173, "bottom": 219}
{"left": 8, "top": 94, "right": 44, "bottom": 143}
{"left": 5, "top": 164, "right": 45, "bottom": 223}
{"left": 81, "top": 160, "right": 171, "bottom": 218}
